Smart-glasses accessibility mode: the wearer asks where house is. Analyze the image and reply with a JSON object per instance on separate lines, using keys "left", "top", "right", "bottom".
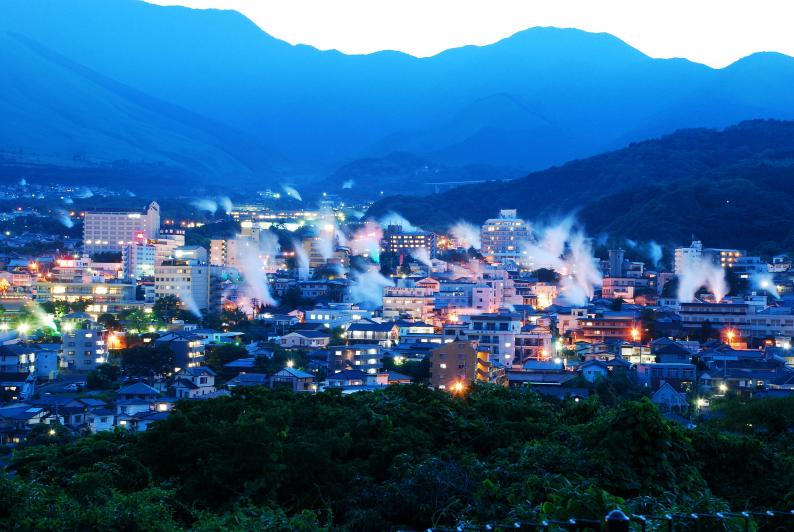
{"left": 636, "top": 363, "right": 697, "bottom": 392}
{"left": 226, "top": 373, "right": 269, "bottom": 388}
{"left": 387, "top": 371, "right": 412, "bottom": 384}
{"left": 326, "top": 368, "right": 368, "bottom": 388}
{"left": 154, "top": 331, "right": 206, "bottom": 371}
{"left": 172, "top": 367, "right": 216, "bottom": 399}
{"left": 245, "top": 341, "right": 275, "bottom": 358}
{"left": 116, "top": 382, "right": 160, "bottom": 419}
{"left": 328, "top": 344, "right": 384, "bottom": 374}
{"left": 270, "top": 367, "right": 315, "bottom": 392}
{"left": 224, "top": 357, "right": 258, "bottom": 370}
{"left": 506, "top": 369, "right": 577, "bottom": 389}
{"left": 0, "top": 405, "right": 58, "bottom": 445}
{"left": 279, "top": 330, "right": 331, "bottom": 349}
{"left": 654, "top": 342, "right": 692, "bottom": 364}
{"left": 0, "top": 372, "right": 36, "bottom": 401}
{"left": 651, "top": 382, "right": 689, "bottom": 414}
{"left": 0, "top": 344, "right": 36, "bottom": 374}
{"left": 346, "top": 320, "right": 399, "bottom": 347}
{"left": 30, "top": 397, "right": 109, "bottom": 430}
{"left": 190, "top": 328, "right": 244, "bottom": 346}
{"left": 87, "top": 408, "right": 116, "bottom": 433}
{"left": 125, "top": 411, "right": 171, "bottom": 432}
{"left": 579, "top": 360, "right": 609, "bottom": 383}
{"left": 305, "top": 303, "right": 373, "bottom": 329}
{"left": 33, "top": 344, "right": 60, "bottom": 381}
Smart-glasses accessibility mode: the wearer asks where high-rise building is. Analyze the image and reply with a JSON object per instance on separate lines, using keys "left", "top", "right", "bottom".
{"left": 210, "top": 238, "right": 240, "bottom": 268}
{"left": 152, "top": 229, "right": 185, "bottom": 266}
{"left": 608, "top": 249, "right": 625, "bottom": 278}
{"left": 674, "top": 240, "right": 744, "bottom": 274}
{"left": 480, "top": 209, "right": 530, "bottom": 265}
{"left": 154, "top": 246, "right": 210, "bottom": 313}
{"left": 83, "top": 201, "right": 160, "bottom": 256}
{"left": 383, "top": 225, "right": 437, "bottom": 259}
{"left": 674, "top": 240, "right": 703, "bottom": 275}
{"left": 122, "top": 243, "right": 156, "bottom": 279}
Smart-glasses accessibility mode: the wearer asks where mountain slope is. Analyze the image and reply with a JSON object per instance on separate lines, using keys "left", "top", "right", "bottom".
{"left": 0, "top": 31, "right": 285, "bottom": 184}
{"left": 2, "top": 0, "right": 794, "bottom": 184}
{"left": 368, "top": 120, "right": 794, "bottom": 250}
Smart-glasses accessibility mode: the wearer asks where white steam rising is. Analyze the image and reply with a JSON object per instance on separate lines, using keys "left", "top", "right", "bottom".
{"left": 379, "top": 212, "right": 419, "bottom": 232}
{"left": 518, "top": 217, "right": 601, "bottom": 306}
{"left": 217, "top": 196, "right": 233, "bottom": 214}
{"left": 282, "top": 185, "right": 302, "bottom": 201}
{"left": 751, "top": 272, "right": 779, "bottom": 299}
{"left": 55, "top": 209, "right": 74, "bottom": 228}
{"left": 349, "top": 266, "right": 394, "bottom": 307}
{"left": 449, "top": 221, "right": 481, "bottom": 250}
{"left": 648, "top": 241, "right": 663, "bottom": 268}
{"left": 191, "top": 198, "right": 218, "bottom": 214}
{"left": 677, "top": 258, "right": 728, "bottom": 303}
{"left": 235, "top": 237, "right": 278, "bottom": 307}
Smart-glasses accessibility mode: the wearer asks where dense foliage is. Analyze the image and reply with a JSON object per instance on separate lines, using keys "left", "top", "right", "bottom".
{"left": 2, "top": 386, "right": 793, "bottom": 530}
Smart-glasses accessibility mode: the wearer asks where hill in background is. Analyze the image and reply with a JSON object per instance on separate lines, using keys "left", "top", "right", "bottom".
{"left": 368, "top": 120, "right": 794, "bottom": 252}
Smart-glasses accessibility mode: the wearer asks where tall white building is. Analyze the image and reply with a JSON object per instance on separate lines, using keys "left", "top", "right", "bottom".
{"left": 83, "top": 201, "right": 160, "bottom": 256}
{"left": 122, "top": 243, "right": 156, "bottom": 279}
{"left": 153, "top": 229, "right": 186, "bottom": 266}
{"left": 210, "top": 238, "right": 241, "bottom": 269}
{"left": 154, "top": 246, "right": 210, "bottom": 313}
{"left": 674, "top": 240, "right": 744, "bottom": 274}
{"left": 480, "top": 209, "right": 530, "bottom": 265}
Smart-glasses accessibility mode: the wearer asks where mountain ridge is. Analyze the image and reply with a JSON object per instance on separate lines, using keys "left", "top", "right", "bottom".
{"left": 3, "top": 0, "right": 794, "bottom": 187}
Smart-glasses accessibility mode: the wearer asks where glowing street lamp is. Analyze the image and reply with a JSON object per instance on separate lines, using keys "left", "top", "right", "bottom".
{"left": 286, "top": 360, "right": 294, "bottom": 368}
{"left": 450, "top": 381, "right": 466, "bottom": 395}
{"left": 630, "top": 328, "right": 640, "bottom": 342}
{"left": 718, "top": 383, "right": 728, "bottom": 393}
{"left": 17, "top": 323, "right": 30, "bottom": 335}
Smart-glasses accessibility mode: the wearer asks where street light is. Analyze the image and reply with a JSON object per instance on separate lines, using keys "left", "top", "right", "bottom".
{"left": 718, "top": 383, "right": 728, "bottom": 393}
{"left": 286, "top": 360, "right": 294, "bottom": 368}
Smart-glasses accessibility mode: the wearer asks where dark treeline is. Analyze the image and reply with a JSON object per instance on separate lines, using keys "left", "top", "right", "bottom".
{"left": 2, "top": 385, "right": 793, "bottom": 530}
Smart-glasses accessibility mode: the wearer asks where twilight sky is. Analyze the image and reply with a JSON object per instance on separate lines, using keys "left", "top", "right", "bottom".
{"left": 146, "top": 0, "right": 794, "bottom": 68}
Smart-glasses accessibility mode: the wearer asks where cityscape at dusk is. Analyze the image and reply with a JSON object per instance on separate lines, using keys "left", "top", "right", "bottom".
{"left": 1, "top": 1, "right": 794, "bottom": 530}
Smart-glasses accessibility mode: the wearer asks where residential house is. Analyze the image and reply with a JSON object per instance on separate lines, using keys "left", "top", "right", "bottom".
{"left": 346, "top": 320, "right": 399, "bottom": 348}
{"left": 651, "top": 382, "right": 689, "bottom": 414}
{"left": 154, "top": 331, "right": 206, "bottom": 371}
{"left": 328, "top": 344, "right": 384, "bottom": 374}
{"left": 270, "top": 367, "right": 315, "bottom": 392}
{"left": 580, "top": 360, "right": 609, "bottom": 383}
{"left": 172, "top": 367, "right": 216, "bottom": 399}
{"left": 280, "top": 330, "right": 331, "bottom": 349}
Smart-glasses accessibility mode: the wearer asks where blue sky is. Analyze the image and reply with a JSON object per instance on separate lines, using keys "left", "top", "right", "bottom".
{"left": 146, "top": 0, "right": 794, "bottom": 67}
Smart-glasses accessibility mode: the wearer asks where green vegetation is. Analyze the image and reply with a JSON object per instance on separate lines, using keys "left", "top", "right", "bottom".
{"left": 3, "top": 386, "right": 793, "bottom": 530}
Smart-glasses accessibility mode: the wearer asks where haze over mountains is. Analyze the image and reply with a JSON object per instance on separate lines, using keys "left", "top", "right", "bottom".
{"left": 2, "top": 0, "right": 794, "bottom": 192}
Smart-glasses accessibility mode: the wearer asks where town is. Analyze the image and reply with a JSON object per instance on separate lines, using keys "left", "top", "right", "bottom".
{"left": 1, "top": 194, "right": 792, "bottom": 444}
